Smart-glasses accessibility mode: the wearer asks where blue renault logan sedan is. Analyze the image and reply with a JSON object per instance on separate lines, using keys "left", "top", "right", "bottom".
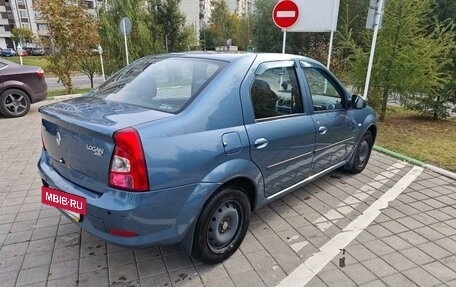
{"left": 38, "top": 53, "right": 376, "bottom": 264}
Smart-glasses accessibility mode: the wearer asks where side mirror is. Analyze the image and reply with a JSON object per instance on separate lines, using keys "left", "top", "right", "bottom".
{"left": 351, "top": 94, "right": 367, "bottom": 109}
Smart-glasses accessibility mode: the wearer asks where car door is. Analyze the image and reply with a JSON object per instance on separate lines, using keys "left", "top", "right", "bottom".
{"left": 243, "top": 61, "right": 315, "bottom": 198}
{"left": 300, "top": 62, "right": 358, "bottom": 174}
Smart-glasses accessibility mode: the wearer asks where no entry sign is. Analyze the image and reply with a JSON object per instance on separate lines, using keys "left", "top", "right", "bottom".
{"left": 272, "top": 0, "right": 299, "bottom": 29}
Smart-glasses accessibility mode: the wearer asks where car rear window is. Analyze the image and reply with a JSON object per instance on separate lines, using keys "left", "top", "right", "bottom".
{"left": 89, "top": 56, "right": 227, "bottom": 113}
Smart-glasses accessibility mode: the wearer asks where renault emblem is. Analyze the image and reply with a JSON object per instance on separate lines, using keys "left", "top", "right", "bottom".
{"left": 56, "top": 131, "right": 61, "bottom": 146}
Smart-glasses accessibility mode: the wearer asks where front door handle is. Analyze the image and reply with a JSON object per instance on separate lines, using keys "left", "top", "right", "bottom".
{"left": 254, "top": 138, "right": 269, "bottom": 149}
{"left": 318, "top": 126, "right": 327, "bottom": 135}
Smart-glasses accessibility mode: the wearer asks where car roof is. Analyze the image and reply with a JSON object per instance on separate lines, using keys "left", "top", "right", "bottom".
{"left": 153, "top": 52, "right": 323, "bottom": 66}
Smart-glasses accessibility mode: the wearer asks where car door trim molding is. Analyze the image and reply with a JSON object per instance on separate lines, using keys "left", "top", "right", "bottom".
{"left": 314, "top": 137, "right": 354, "bottom": 153}
{"left": 266, "top": 160, "right": 347, "bottom": 201}
{"left": 267, "top": 151, "right": 313, "bottom": 170}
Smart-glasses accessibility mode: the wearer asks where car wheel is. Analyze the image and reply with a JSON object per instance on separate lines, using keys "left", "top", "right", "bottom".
{"left": 0, "top": 89, "right": 31, "bottom": 118}
{"left": 346, "top": 131, "right": 373, "bottom": 174}
{"left": 193, "top": 186, "right": 251, "bottom": 264}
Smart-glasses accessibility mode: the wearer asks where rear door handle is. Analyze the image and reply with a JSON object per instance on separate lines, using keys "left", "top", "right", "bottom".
{"left": 254, "top": 138, "right": 269, "bottom": 149}
{"left": 318, "top": 126, "right": 327, "bottom": 135}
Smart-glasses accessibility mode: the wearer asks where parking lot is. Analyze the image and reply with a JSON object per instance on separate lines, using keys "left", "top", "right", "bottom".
{"left": 1, "top": 98, "right": 456, "bottom": 287}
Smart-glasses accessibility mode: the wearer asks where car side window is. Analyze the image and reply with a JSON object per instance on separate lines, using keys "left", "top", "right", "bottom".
{"left": 250, "top": 65, "right": 303, "bottom": 120}
{"left": 303, "top": 67, "right": 344, "bottom": 112}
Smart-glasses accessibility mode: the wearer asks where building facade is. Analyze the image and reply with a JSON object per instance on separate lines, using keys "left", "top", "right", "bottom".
{"left": 0, "top": 0, "right": 250, "bottom": 49}
{"left": 0, "top": 0, "right": 39, "bottom": 49}
{"left": 0, "top": 0, "right": 100, "bottom": 49}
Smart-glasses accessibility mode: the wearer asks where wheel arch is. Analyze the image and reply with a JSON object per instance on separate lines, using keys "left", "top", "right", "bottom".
{"left": 181, "top": 160, "right": 264, "bottom": 255}
{"left": 0, "top": 84, "right": 33, "bottom": 102}
{"left": 368, "top": 124, "right": 377, "bottom": 142}
{"left": 220, "top": 177, "right": 257, "bottom": 211}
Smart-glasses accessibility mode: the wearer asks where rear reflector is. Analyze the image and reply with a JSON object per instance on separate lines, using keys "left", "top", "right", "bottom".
{"left": 108, "top": 228, "right": 137, "bottom": 237}
{"left": 109, "top": 128, "right": 149, "bottom": 191}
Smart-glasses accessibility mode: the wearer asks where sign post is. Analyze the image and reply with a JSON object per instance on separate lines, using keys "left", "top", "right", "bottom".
{"left": 119, "top": 17, "right": 132, "bottom": 65}
{"left": 326, "top": 1, "right": 339, "bottom": 69}
{"left": 17, "top": 44, "right": 23, "bottom": 65}
{"left": 97, "top": 45, "right": 105, "bottom": 81}
{"left": 272, "top": 0, "right": 299, "bottom": 54}
{"left": 363, "top": 0, "right": 385, "bottom": 99}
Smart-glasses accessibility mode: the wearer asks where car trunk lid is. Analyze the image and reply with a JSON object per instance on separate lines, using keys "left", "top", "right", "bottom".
{"left": 40, "top": 96, "right": 172, "bottom": 194}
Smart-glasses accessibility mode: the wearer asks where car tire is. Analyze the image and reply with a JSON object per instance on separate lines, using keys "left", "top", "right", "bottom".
{"left": 345, "top": 131, "right": 373, "bottom": 174}
{"left": 193, "top": 186, "right": 251, "bottom": 264}
{"left": 0, "top": 89, "right": 31, "bottom": 118}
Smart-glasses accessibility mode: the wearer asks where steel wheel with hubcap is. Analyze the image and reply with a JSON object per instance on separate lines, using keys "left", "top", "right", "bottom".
{"left": 193, "top": 186, "right": 250, "bottom": 264}
{"left": 0, "top": 89, "right": 31, "bottom": 118}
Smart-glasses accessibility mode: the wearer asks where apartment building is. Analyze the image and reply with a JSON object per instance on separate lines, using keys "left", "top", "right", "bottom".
{"left": 0, "top": 0, "right": 100, "bottom": 49}
{"left": 0, "top": 0, "right": 250, "bottom": 49}
{"left": 227, "top": 0, "right": 251, "bottom": 16}
{"left": 0, "top": 0, "right": 38, "bottom": 49}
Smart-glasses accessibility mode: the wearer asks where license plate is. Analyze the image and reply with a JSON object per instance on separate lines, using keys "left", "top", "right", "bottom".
{"left": 41, "top": 186, "right": 87, "bottom": 215}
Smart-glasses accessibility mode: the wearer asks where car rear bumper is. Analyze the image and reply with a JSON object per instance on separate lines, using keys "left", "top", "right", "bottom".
{"left": 38, "top": 153, "right": 219, "bottom": 248}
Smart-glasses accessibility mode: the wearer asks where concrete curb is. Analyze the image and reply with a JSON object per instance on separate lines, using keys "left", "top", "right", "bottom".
{"left": 373, "top": 145, "right": 456, "bottom": 180}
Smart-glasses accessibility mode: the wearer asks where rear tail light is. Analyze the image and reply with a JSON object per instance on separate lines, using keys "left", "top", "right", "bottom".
{"left": 109, "top": 128, "right": 149, "bottom": 191}
{"left": 37, "top": 68, "right": 44, "bottom": 78}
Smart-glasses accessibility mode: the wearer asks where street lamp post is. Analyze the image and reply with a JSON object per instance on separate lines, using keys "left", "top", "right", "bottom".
{"left": 17, "top": 44, "right": 23, "bottom": 65}
{"left": 97, "top": 45, "right": 105, "bottom": 81}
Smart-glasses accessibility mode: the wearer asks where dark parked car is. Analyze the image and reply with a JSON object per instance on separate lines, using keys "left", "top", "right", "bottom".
{"left": 31, "top": 47, "right": 45, "bottom": 56}
{"left": 1, "top": 48, "right": 17, "bottom": 57}
{"left": 0, "top": 59, "right": 48, "bottom": 117}
{"left": 39, "top": 53, "right": 376, "bottom": 264}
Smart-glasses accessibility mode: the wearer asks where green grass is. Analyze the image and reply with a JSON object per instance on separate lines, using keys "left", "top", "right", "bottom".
{"left": 5, "top": 56, "right": 49, "bottom": 68}
{"left": 376, "top": 106, "right": 456, "bottom": 172}
{"left": 47, "top": 88, "right": 91, "bottom": 99}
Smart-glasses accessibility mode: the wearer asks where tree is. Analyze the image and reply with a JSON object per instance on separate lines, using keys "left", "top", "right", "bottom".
{"left": 209, "top": 0, "right": 235, "bottom": 47}
{"left": 151, "top": 0, "right": 187, "bottom": 52}
{"left": 11, "top": 27, "right": 34, "bottom": 45}
{"left": 233, "top": 13, "right": 253, "bottom": 51}
{"left": 99, "top": 0, "right": 158, "bottom": 76}
{"left": 78, "top": 54, "right": 100, "bottom": 89}
{"left": 252, "top": 0, "right": 282, "bottom": 52}
{"left": 35, "top": 0, "right": 99, "bottom": 94}
{"left": 341, "top": 0, "right": 455, "bottom": 121}
{"left": 200, "top": 26, "right": 216, "bottom": 50}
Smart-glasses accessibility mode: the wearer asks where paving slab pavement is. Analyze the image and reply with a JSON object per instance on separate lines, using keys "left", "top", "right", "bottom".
{"left": 0, "top": 99, "right": 455, "bottom": 287}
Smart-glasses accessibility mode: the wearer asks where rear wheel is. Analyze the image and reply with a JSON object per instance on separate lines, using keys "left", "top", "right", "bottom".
{"left": 0, "top": 89, "right": 31, "bottom": 117}
{"left": 346, "top": 131, "right": 373, "bottom": 173}
{"left": 193, "top": 186, "right": 250, "bottom": 264}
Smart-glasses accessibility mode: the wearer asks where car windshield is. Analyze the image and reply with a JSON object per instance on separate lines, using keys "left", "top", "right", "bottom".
{"left": 89, "top": 56, "right": 227, "bottom": 113}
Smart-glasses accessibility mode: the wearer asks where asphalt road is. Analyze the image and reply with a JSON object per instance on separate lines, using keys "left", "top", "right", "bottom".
{"left": 45, "top": 74, "right": 104, "bottom": 90}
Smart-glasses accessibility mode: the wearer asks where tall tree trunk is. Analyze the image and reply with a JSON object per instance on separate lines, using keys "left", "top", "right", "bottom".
{"left": 433, "top": 95, "right": 440, "bottom": 121}
{"left": 380, "top": 87, "right": 389, "bottom": 121}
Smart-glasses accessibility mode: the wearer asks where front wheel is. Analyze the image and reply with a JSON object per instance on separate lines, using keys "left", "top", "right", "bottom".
{"left": 345, "top": 131, "right": 373, "bottom": 174}
{"left": 193, "top": 186, "right": 251, "bottom": 264}
{"left": 0, "top": 89, "right": 31, "bottom": 117}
